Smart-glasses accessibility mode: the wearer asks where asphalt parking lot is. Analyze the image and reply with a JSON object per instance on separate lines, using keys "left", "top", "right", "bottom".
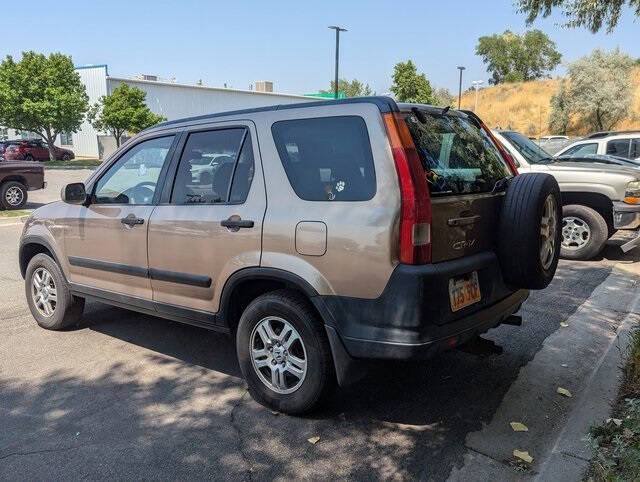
{"left": 1, "top": 170, "right": 640, "bottom": 480}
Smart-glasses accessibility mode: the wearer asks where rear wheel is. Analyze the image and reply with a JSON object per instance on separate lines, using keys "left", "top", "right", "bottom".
{"left": 560, "top": 205, "right": 608, "bottom": 260}
{"left": 1, "top": 181, "right": 27, "bottom": 209}
{"left": 236, "top": 290, "right": 335, "bottom": 414}
{"left": 25, "top": 253, "right": 85, "bottom": 330}
{"left": 25, "top": 154, "right": 34, "bottom": 161}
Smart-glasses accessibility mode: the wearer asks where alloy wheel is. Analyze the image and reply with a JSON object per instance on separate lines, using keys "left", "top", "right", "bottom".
{"left": 250, "top": 316, "right": 307, "bottom": 394}
{"left": 562, "top": 216, "right": 591, "bottom": 250}
{"left": 5, "top": 186, "right": 24, "bottom": 206}
{"left": 31, "top": 267, "right": 57, "bottom": 317}
{"left": 539, "top": 194, "right": 557, "bottom": 270}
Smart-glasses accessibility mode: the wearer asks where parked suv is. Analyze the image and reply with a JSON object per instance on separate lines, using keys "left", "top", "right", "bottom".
{"left": 4, "top": 139, "right": 74, "bottom": 161}
{"left": 0, "top": 158, "right": 46, "bottom": 209}
{"left": 493, "top": 129, "right": 640, "bottom": 260}
{"left": 555, "top": 131, "right": 640, "bottom": 160}
{"left": 18, "top": 98, "right": 561, "bottom": 413}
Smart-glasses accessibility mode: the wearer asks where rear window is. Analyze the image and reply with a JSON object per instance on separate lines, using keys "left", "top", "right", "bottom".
{"left": 404, "top": 111, "right": 511, "bottom": 195}
{"left": 271, "top": 116, "right": 376, "bottom": 201}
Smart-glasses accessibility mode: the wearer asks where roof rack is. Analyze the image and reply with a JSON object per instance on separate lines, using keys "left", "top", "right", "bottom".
{"left": 586, "top": 130, "right": 640, "bottom": 139}
{"left": 149, "top": 96, "right": 399, "bottom": 131}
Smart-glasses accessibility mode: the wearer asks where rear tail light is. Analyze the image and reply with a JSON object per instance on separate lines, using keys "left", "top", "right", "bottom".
{"left": 383, "top": 112, "right": 432, "bottom": 264}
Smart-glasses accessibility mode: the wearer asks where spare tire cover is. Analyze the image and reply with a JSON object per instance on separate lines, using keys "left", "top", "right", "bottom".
{"left": 497, "top": 173, "right": 561, "bottom": 290}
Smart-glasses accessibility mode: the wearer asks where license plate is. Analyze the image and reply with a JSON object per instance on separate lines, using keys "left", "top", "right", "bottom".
{"left": 449, "top": 271, "right": 481, "bottom": 312}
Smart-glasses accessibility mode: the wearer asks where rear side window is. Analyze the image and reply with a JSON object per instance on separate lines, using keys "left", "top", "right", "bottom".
{"left": 404, "top": 112, "right": 510, "bottom": 195}
{"left": 272, "top": 116, "right": 376, "bottom": 201}
{"left": 631, "top": 139, "right": 640, "bottom": 159}
{"left": 171, "top": 128, "right": 254, "bottom": 205}
{"left": 606, "top": 139, "right": 631, "bottom": 158}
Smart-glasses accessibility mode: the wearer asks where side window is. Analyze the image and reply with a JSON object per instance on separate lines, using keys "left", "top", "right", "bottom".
{"left": 631, "top": 139, "right": 640, "bottom": 160}
{"left": 271, "top": 116, "right": 376, "bottom": 201}
{"left": 170, "top": 128, "right": 254, "bottom": 204}
{"left": 606, "top": 139, "right": 631, "bottom": 158}
{"left": 93, "top": 135, "right": 174, "bottom": 205}
{"left": 564, "top": 143, "right": 598, "bottom": 156}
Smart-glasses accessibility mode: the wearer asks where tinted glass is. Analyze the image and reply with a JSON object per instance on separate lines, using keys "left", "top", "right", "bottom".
{"left": 171, "top": 128, "right": 253, "bottom": 204}
{"left": 405, "top": 112, "right": 511, "bottom": 195}
{"left": 606, "top": 139, "right": 631, "bottom": 158}
{"left": 94, "top": 136, "right": 174, "bottom": 204}
{"left": 631, "top": 139, "right": 640, "bottom": 160}
{"left": 500, "top": 131, "right": 551, "bottom": 164}
{"left": 272, "top": 116, "right": 376, "bottom": 201}
{"left": 562, "top": 143, "right": 598, "bottom": 156}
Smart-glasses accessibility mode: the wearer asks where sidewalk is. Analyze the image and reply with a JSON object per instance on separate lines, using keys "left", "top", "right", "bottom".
{"left": 448, "top": 266, "right": 640, "bottom": 481}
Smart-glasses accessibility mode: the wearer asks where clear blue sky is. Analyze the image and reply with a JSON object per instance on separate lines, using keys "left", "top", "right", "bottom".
{"left": 2, "top": 0, "right": 638, "bottom": 95}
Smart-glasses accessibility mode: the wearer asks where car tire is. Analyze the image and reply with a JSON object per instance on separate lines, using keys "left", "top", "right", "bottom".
{"left": 497, "top": 173, "right": 562, "bottom": 290}
{"left": 25, "top": 154, "right": 34, "bottom": 161}
{"left": 1, "top": 181, "right": 28, "bottom": 210}
{"left": 236, "top": 289, "right": 335, "bottom": 414}
{"left": 25, "top": 253, "right": 85, "bottom": 330}
{"left": 62, "top": 154, "right": 71, "bottom": 161}
{"left": 560, "top": 205, "right": 608, "bottom": 260}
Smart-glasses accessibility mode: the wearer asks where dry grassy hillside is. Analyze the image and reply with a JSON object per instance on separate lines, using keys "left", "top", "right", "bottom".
{"left": 458, "top": 67, "right": 640, "bottom": 136}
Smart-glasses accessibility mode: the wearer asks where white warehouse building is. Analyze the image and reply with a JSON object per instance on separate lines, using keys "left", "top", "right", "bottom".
{"left": 2, "top": 64, "right": 316, "bottom": 158}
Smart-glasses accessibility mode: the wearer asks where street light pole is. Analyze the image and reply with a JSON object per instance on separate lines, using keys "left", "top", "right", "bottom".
{"left": 472, "top": 80, "right": 484, "bottom": 112}
{"left": 457, "top": 66, "right": 466, "bottom": 109}
{"left": 328, "top": 26, "right": 347, "bottom": 99}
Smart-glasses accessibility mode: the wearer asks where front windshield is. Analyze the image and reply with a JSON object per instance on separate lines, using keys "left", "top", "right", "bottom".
{"left": 501, "top": 131, "right": 551, "bottom": 164}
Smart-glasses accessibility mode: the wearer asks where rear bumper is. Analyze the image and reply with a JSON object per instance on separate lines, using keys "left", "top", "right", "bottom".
{"left": 613, "top": 201, "right": 640, "bottom": 230}
{"left": 314, "top": 251, "right": 528, "bottom": 362}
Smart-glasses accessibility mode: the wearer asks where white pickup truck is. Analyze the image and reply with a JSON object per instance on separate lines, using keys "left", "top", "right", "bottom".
{"left": 493, "top": 129, "right": 640, "bottom": 260}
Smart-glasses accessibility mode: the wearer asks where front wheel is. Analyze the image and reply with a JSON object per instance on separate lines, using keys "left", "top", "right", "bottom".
{"left": 25, "top": 253, "right": 85, "bottom": 330}
{"left": 560, "top": 205, "right": 608, "bottom": 260}
{"left": 236, "top": 290, "right": 335, "bottom": 414}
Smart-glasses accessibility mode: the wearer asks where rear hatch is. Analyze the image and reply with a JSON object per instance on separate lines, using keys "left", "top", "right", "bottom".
{"left": 402, "top": 108, "right": 513, "bottom": 263}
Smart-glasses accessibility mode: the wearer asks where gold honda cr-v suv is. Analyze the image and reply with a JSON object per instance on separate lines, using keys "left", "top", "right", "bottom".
{"left": 19, "top": 97, "right": 562, "bottom": 413}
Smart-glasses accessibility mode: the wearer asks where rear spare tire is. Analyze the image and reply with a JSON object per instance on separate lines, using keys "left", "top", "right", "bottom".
{"left": 560, "top": 204, "right": 608, "bottom": 260}
{"left": 497, "top": 173, "right": 561, "bottom": 290}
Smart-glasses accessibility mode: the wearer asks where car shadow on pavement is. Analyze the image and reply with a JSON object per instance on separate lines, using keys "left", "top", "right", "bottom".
{"left": 0, "top": 262, "right": 620, "bottom": 480}
{"left": 24, "top": 201, "right": 46, "bottom": 210}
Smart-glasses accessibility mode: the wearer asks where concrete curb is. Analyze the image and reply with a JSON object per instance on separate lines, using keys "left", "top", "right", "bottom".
{"left": 44, "top": 165, "right": 98, "bottom": 170}
{"left": 534, "top": 292, "right": 640, "bottom": 482}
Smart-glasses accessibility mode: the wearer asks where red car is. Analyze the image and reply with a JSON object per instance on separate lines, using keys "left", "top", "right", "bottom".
{"left": 4, "top": 139, "right": 74, "bottom": 162}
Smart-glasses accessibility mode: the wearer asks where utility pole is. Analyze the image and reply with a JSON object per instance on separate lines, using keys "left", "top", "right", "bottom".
{"left": 457, "top": 66, "right": 466, "bottom": 109}
{"left": 472, "top": 80, "right": 484, "bottom": 112}
{"left": 328, "top": 26, "right": 347, "bottom": 99}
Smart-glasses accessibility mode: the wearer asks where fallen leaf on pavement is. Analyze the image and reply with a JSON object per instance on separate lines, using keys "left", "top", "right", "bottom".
{"left": 606, "top": 418, "right": 622, "bottom": 426}
{"left": 270, "top": 410, "right": 279, "bottom": 416}
{"left": 510, "top": 422, "right": 529, "bottom": 432}
{"left": 557, "top": 387, "right": 572, "bottom": 397}
{"left": 561, "top": 364, "right": 568, "bottom": 367}
{"left": 513, "top": 450, "right": 533, "bottom": 463}
{"left": 307, "top": 436, "right": 320, "bottom": 445}
{"left": 560, "top": 322, "right": 569, "bottom": 327}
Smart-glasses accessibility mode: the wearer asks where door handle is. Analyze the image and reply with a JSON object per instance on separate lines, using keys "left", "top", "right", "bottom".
{"left": 447, "top": 215, "right": 481, "bottom": 227}
{"left": 221, "top": 217, "right": 254, "bottom": 230}
{"left": 121, "top": 216, "right": 145, "bottom": 227}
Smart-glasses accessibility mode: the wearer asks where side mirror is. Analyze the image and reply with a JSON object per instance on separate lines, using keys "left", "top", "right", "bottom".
{"left": 61, "top": 183, "right": 87, "bottom": 205}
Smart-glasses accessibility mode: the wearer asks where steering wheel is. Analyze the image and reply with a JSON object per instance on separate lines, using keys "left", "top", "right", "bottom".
{"left": 125, "top": 181, "right": 156, "bottom": 204}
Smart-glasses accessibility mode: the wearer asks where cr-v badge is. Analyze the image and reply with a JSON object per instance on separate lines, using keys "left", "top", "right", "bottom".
{"left": 453, "top": 239, "right": 476, "bottom": 250}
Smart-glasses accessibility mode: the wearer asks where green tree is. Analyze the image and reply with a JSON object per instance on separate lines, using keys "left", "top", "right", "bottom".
{"left": 390, "top": 60, "right": 436, "bottom": 104}
{"left": 321, "top": 78, "right": 374, "bottom": 97}
{"left": 564, "top": 49, "right": 634, "bottom": 132}
{"left": 476, "top": 30, "right": 562, "bottom": 85}
{"left": 548, "top": 80, "right": 571, "bottom": 135}
{"left": 0, "top": 51, "right": 88, "bottom": 161}
{"left": 88, "top": 84, "right": 166, "bottom": 147}
{"left": 516, "top": 0, "right": 640, "bottom": 33}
